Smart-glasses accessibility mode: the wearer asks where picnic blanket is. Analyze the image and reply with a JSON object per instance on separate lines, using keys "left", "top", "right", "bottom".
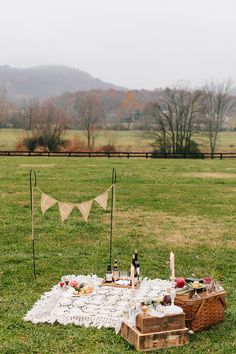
{"left": 24, "top": 275, "right": 171, "bottom": 332}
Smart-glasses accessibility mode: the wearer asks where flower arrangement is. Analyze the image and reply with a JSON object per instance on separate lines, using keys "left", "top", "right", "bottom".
{"left": 203, "top": 277, "right": 212, "bottom": 284}
{"left": 160, "top": 294, "right": 171, "bottom": 306}
{"left": 59, "top": 278, "right": 94, "bottom": 296}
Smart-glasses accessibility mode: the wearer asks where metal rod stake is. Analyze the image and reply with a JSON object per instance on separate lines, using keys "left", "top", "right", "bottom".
{"left": 109, "top": 168, "right": 116, "bottom": 266}
{"left": 30, "top": 169, "right": 37, "bottom": 280}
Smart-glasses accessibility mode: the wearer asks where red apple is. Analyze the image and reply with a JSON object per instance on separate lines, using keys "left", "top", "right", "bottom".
{"left": 175, "top": 277, "right": 186, "bottom": 288}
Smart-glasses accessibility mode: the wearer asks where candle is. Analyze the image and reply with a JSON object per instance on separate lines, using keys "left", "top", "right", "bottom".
{"left": 130, "top": 264, "right": 135, "bottom": 289}
{"left": 170, "top": 251, "right": 175, "bottom": 280}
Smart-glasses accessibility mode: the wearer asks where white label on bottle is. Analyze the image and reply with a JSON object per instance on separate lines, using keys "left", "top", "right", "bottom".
{"left": 106, "top": 273, "right": 113, "bottom": 282}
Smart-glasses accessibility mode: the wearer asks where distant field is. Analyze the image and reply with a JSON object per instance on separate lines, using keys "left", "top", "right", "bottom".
{"left": 0, "top": 128, "right": 236, "bottom": 152}
{"left": 0, "top": 157, "right": 235, "bottom": 353}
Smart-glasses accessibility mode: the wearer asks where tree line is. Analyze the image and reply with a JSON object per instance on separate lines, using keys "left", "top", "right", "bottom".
{"left": 0, "top": 80, "right": 235, "bottom": 153}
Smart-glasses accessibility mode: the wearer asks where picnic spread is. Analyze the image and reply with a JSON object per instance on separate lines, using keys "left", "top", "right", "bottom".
{"left": 24, "top": 261, "right": 226, "bottom": 352}
{"left": 26, "top": 169, "right": 227, "bottom": 351}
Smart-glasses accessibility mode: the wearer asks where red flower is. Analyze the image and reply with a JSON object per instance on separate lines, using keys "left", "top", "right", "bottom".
{"left": 69, "top": 280, "right": 79, "bottom": 288}
{"left": 203, "top": 277, "right": 212, "bottom": 284}
{"left": 59, "top": 282, "right": 64, "bottom": 287}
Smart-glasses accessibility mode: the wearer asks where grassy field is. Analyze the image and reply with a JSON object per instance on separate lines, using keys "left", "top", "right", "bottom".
{"left": 1, "top": 128, "right": 236, "bottom": 152}
{"left": 0, "top": 157, "right": 236, "bottom": 353}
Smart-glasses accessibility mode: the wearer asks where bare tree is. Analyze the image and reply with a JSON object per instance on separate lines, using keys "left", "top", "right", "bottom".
{"left": 19, "top": 97, "right": 40, "bottom": 130}
{"left": 74, "top": 93, "right": 102, "bottom": 149}
{"left": 20, "top": 99, "right": 68, "bottom": 151}
{"left": 202, "top": 80, "right": 235, "bottom": 154}
{"left": 0, "top": 88, "right": 11, "bottom": 127}
{"left": 145, "top": 86, "right": 202, "bottom": 153}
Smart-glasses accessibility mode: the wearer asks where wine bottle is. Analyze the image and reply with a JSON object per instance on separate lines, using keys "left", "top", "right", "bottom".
{"left": 112, "top": 259, "right": 120, "bottom": 281}
{"left": 105, "top": 264, "right": 113, "bottom": 283}
{"left": 134, "top": 250, "right": 140, "bottom": 280}
{"left": 132, "top": 254, "right": 138, "bottom": 285}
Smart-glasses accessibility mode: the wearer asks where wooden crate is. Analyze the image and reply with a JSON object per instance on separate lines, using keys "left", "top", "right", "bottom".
{"left": 175, "top": 290, "right": 226, "bottom": 332}
{"left": 136, "top": 312, "right": 185, "bottom": 334}
{"left": 120, "top": 321, "right": 188, "bottom": 352}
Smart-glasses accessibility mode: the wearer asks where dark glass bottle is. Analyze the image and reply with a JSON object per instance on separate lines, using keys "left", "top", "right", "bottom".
{"left": 132, "top": 254, "right": 138, "bottom": 284}
{"left": 112, "top": 259, "right": 120, "bottom": 281}
{"left": 105, "top": 264, "right": 113, "bottom": 283}
{"left": 134, "top": 250, "right": 140, "bottom": 280}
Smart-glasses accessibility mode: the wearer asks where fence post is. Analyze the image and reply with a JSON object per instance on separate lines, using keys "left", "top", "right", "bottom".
{"left": 220, "top": 153, "right": 223, "bottom": 160}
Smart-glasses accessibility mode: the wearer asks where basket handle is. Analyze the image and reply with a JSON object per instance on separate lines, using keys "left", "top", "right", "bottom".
{"left": 192, "top": 299, "right": 205, "bottom": 320}
{"left": 192, "top": 295, "right": 226, "bottom": 320}
{"left": 219, "top": 296, "right": 227, "bottom": 308}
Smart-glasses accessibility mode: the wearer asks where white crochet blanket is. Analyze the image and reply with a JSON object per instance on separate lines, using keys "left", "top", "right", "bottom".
{"left": 24, "top": 275, "right": 171, "bottom": 333}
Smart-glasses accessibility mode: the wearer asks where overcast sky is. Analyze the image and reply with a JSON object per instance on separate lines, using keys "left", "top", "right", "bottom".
{"left": 0, "top": 0, "right": 235, "bottom": 90}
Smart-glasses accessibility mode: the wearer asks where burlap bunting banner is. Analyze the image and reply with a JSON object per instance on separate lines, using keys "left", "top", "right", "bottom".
{"left": 58, "top": 202, "right": 74, "bottom": 223}
{"left": 41, "top": 193, "right": 57, "bottom": 214}
{"left": 94, "top": 190, "right": 108, "bottom": 210}
{"left": 77, "top": 200, "right": 93, "bottom": 222}
{"left": 39, "top": 185, "right": 113, "bottom": 223}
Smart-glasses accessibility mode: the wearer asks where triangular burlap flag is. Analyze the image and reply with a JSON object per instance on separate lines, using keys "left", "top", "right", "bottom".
{"left": 58, "top": 202, "right": 74, "bottom": 223}
{"left": 77, "top": 200, "right": 93, "bottom": 222}
{"left": 41, "top": 193, "right": 57, "bottom": 214}
{"left": 95, "top": 190, "right": 108, "bottom": 210}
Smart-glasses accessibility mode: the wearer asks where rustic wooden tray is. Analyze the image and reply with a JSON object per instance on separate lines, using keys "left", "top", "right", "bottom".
{"left": 100, "top": 278, "right": 140, "bottom": 289}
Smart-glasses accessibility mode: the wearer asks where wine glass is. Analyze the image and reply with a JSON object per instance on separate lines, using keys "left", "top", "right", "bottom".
{"left": 192, "top": 288, "right": 200, "bottom": 299}
{"left": 169, "top": 288, "right": 176, "bottom": 306}
{"left": 120, "top": 270, "right": 129, "bottom": 279}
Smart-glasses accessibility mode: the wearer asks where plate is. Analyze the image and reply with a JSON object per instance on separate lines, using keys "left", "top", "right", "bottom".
{"left": 189, "top": 283, "right": 206, "bottom": 291}
{"left": 72, "top": 287, "right": 94, "bottom": 297}
{"left": 115, "top": 279, "right": 130, "bottom": 286}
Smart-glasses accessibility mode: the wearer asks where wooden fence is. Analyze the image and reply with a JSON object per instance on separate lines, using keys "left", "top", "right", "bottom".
{"left": 1, "top": 150, "right": 236, "bottom": 159}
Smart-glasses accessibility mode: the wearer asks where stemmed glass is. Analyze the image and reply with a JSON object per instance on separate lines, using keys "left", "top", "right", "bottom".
{"left": 169, "top": 288, "right": 176, "bottom": 306}
{"left": 192, "top": 288, "right": 200, "bottom": 299}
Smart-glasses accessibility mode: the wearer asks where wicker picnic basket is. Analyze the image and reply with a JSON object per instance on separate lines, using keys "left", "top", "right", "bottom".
{"left": 175, "top": 290, "right": 226, "bottom": 332}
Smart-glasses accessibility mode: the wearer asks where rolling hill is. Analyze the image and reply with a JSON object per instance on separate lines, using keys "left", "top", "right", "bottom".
{"left": 0, "top": 65, "right": 126, "bottom": 99}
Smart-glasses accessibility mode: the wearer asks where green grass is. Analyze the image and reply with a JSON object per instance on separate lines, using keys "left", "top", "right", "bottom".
{"left": 0, "top": 157, "right": 236, "bottom": 353}
{"left": 0, "top": 129, "right": 24, "bottom": 150}
{"left": 1, "top": 128, "right": 236, "bottom": 152}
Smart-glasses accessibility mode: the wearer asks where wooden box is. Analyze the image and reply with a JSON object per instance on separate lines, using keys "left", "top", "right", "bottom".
{"left": 120, "top": 321, "right": 188, "bottom": 352}
{"left": 175, "top": 290, "right": 226, "bottom": 332}
{"left": 136, "top": 313, "right": 185, "bottom": 334}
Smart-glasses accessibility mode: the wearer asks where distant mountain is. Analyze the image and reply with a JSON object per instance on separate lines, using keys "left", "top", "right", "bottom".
{"left": 0, "top": 65, "right": 126, "bottom": 99}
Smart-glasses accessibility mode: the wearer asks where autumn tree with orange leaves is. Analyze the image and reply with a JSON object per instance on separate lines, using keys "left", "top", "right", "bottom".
{"left": 121, "top": 91, "right": 141, "bottom": 130}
